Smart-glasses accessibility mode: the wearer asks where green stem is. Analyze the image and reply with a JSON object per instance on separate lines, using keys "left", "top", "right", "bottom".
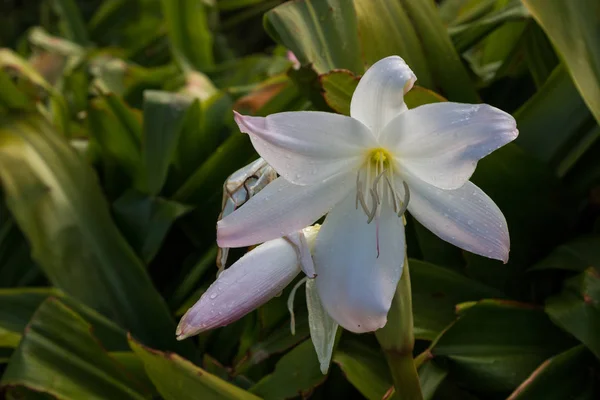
{"left": 376, "top": 256, "right": 423, "bottom": 400}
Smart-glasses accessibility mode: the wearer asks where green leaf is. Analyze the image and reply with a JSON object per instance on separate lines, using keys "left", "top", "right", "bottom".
{"left": 430, "top": 299, "right": 576, "bottom": 393}
{"left": 507, "top": 346, "right": 596, "bottom": 400}
{"left": 0, "top": 209, "right": 42, "bottom": 288}
{"left": 173, "top": 133, "right": 254, "bottom": 204}
{"left": 264, "top": 0, "right": 363, "bottom": 74}
{"left": 514, "top": 65, "right": 596, "bottom": 170}
{"left": 531, "top": 236, "right": 600, "bottom": 272}
{"left": 0, "top": 70, "right": 32, "bottom": 110}
{"left": 0, "top": 288, "right": 130, "bottom": 351}
{"left": 1, "top": 298, "right": 150, "bottom": 399}
{"left": 113, "top": 190, "right": 191, "bottom": 263}
{"left": 333, "top": 340, "right": 392, "bottom": 400}
{"left": 467, "top": 144, "right": 577, "bottom": 291}
{"left": 139, "top": 90, "right": 193, "bottom": 195}
{"left": 233, "top": 317, "right": 310, "bottom": 374}
{"left": 449, "top": 0, "right": 529, "bottom": 53}
{"left": 250, "top": 340, "right": 327, "bottom": 399}
{"left": 411, "top": 259, "right": 505, "bottom": 340}
{"left": 320, "top": 69, "right": 358, "bottom": 115}
{"left": 129, "top": 336, "right": 260, "bottom": 400}
{"left": 50, "top": 0, "right": 91, "bottom": 46}
{"left": 418, "top": 360, "right": 448, "bottom": 400}
{"left": 354, "top": 0, "right": 433, "bottom": 87}
{"left": 397, "top": 0, "right": 479, "bottom": 103}
{"left": 0, "top": 114, "right": 194, "bottom": 357}
{"left": 161, "top": 0, "right": 214, "bottom": 71}
{"left": 87, "top": 96, "right": 142, "bottom": 182}
{"left": 523, "top": 0, "right": 600, "bottom": 125}
{"left": 545, "top": 268, "right": 600, "bottom": 360}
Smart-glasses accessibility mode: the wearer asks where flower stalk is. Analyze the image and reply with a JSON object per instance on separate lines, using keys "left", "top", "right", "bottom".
{"left": 376, "top": 256, "right": 423, "bottom": 400}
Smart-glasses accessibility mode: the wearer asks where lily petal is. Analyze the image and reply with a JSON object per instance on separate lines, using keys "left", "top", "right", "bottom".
{"left": 218, "top": 174, "right": 354, "bottom": 248}
{"left": 313, "top": 194, "right": 405, "bottom": 333}
{"left": 405, "top": 174, "right": 510, "bottom": 263}
{"left": 306, "top": 278, "right": 338, "bottom": 374}
{"left": 382, "top": 102, "right": 518, "bottom": 190}
{"left": 350, "top": 55, "right": 416, "bottom": 137}
{"left": 234, "top": 111, "right": 374, "bottom": 185}
{"left": 176, "top": 237, "right": 300, "bottom": 340}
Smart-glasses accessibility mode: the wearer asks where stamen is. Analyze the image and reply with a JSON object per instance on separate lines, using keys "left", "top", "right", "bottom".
{"left": 396, "top": 181, "right": 411, "bottom": 217}
{"left": 287, "top": 276, "right": 308, "bottom": 335}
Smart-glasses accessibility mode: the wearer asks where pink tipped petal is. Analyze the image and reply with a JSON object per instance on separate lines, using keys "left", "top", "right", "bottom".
{"left": 382, "top": 103, "right": 518, "bottom": 190}
{"left": 350, "top": 55, "right": 416, "bottom": 136}
{"left": 313, "top": 194, "right": 405, "bottom": 333}
{"left": 405, "top": 175, "right": 510, "bottom": 263}
{"left": 233, "top": 111, "right": 374, "bottom": 185}
{"left": 176, "top": 238, "right": 300, "bottom": 340}
{"left": 218, "top": 173, "right": 354, "bottom": 248}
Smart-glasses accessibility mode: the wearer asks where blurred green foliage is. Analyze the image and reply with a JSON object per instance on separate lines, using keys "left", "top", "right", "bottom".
{"left": 0, "top": 0, "right": 599, "bottom": 399}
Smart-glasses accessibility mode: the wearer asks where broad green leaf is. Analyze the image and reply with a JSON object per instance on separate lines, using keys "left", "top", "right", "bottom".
{"left": 251, "top": 340, "right": 327, "bottom": 399}
{"left": 431, "top": 299, "right": 576, "bottom": 393}
{"left": 546, "top": 268, "right": 600, "bottom": 359}
{"left": 0, "top": 288, "right": 129, "bottom": 351}
{"left": 418, "top": 360, "right": 448, "bottom": 400}
{"left": 0, "top": 70, "right": 32, "bottom": 110}
{"left": 354, "top": 0, "right": 433, "bottom": 87}
{"left": 531, "top": 236, "right": 600, "bottom": 272}
{"left": 87, "top": 96, "right": 142, "bottom": 182}
{"left": 507, "top": 346, "right": 596, "bottom": 400}
{"left": 50, "top": 0, "right": 91, "bottom": 46}
{"left": 171, "top": 92, "right": 232, "bottom": 187}
{"left": 515, "top": 65, "right": 596, "bottom": 169}
{"left": 522, "top": 21, "right": 559, "bottom": 88}
{"left": 264, "top": 0, "right": 363, "bottom": 74}
{"left": 398, "top": 0, "right": 479, "bottom": 103}
{"left": 167, "top": 246, "right": 217, "bottom": 310}
{"left": 449, "top": 0, "right": 529, "bottom": 53}
{"left": 173, "top": 133, "right": 254, "bottom": 204}
{"left": 0, "top": 114, "right": 193, "bottom": 357}
{"left": 139, "top": 90, "right": 192, "bottom": 195}
{"left": 467, "top": 144, "right": 577, "bottom": 292}
{"left": 0, "top": 211, "right": 42, "bottom": 288}
{"left": 1, "top": 298, "right": 150, "bottom": 399}
{"left": 411, "top": 259, "right": 505, "bottom": 340}
{"left": 523, "top": 0, "right": 600, "bottom": 125}
{"left": 129, "top": 336, "right": 260, "bottom": 400}
{"left": 161, "top": 0, "right": 214, "bottom": 72}
{"left": 113, "top": 190, "right": 191, "bottom": 263}
{"left": 333, "top": 340, "right": 392, "bottom": 400}
{"left": 233, "top": 317, "right": 310, "bottom": 375}
{"left": 320, "top": 69, "right": 358, "bottom": 115}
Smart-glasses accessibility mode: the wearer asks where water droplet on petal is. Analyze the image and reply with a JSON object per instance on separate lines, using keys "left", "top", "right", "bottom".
{"left": 209, "top": 293, "right": 218, "bottom": 299}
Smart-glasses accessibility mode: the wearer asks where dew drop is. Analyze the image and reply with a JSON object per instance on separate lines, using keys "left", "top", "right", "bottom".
{"left": 467, "top": 219, "right": 473, "bottom": 225}
{"left": 209, "top": 293, "right": 218, "bottom": 299}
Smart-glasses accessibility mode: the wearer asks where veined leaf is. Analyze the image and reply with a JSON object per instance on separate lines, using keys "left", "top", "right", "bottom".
{"left": 264, "top": 0, "right": 363, "bottom": 74}
{"left": 523, "top": 0, "right": 600, "bottom": 125}
{"left": 129, "top": 336, "right": 260, "bottom": 400}
{"left": 0, "top": 114, "right": 194, "bottom": 357}
{"left": 1, "top": 298, "right": 150, "bottom": 399}
{"left": 398, "top": 0, "right": 479, "bottom": 103}
{"left": 354, "top": 0, "right": 433, "bottom": 87}
{"left": 161, "top": 0, "right": 214, "bottom": 72}
{"left": 431, "top": 299, "right": 576, "bottom": 394}
{"left": 507, "top": 346, "right": 596, "bottom": 400}
{"left": 546, "top": 268, "right": 600, "bottom": 360}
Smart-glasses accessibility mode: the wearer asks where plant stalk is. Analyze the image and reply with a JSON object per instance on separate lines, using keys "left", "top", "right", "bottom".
{"left": 376, "top": 256, "right": 423, "bottom": 400}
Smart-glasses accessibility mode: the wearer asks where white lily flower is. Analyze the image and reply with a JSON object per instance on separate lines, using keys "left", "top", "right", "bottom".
{"left": 176, "top": 226, "right": 320, "bottom": 340}
{"left": 218, "top": 55, "right": 518, "bottom": 333}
